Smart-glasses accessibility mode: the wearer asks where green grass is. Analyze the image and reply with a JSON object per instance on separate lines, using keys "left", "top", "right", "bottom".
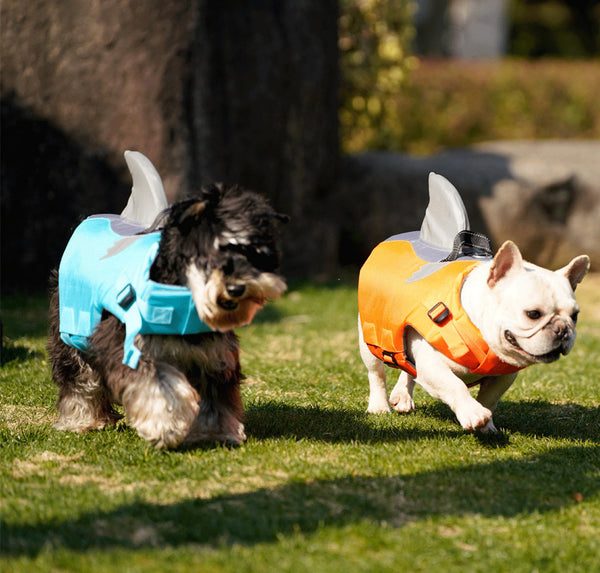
{"left": 1, "top": 276, "right": 599, "bottom": 572}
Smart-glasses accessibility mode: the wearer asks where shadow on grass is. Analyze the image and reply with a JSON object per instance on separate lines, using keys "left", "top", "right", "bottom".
{"left": 3, "top": 444, "right": 598, "bottom": 557}
{"left": 244, "top": 400, "right": 600, "bottom": 445}
{"left": 498, "top": 400, "right": 600, "bottom": 442}
{"left": 1, "top": 341, "right": 45, "bottom": 365}
{"left": 244, "top": 400, "right": 463, "bottom": 443}
{"left": 421, "top": 399, "right": 600, "bottom": 444}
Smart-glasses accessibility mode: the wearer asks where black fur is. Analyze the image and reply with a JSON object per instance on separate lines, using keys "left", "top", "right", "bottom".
{"left": 150, "top": 184, "right": 288, "bottom": 285}
{"left": 48, "top": 184, "right": 287, "bottom": 448}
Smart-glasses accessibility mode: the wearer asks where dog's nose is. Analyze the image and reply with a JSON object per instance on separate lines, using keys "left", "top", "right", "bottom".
{"left": 226, "top": 284, "right": 246, "bottom": 298}
{"left": 553, "top": 321, "right": 570, "bottom": 341}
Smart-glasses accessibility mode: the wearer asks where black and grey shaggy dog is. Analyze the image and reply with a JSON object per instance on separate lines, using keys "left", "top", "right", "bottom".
{"left": 48, "top": 183, "right": 287, "bottom": 448}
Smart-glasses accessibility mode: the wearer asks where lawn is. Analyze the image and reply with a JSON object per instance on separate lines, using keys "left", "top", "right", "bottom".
{"left": 1, "top": 275, "right": 599, "bottom": 572}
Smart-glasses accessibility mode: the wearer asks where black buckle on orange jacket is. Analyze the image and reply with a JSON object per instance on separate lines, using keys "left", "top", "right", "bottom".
{"left": 382, "top": 350, "right": 401, "bottom": 368}
{"left": 428, "top": 302, "right": 450, "bottom": 324}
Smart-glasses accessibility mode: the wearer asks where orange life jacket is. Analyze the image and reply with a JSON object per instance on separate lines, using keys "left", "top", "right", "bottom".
{"left": 358, "top": 234, "right": 522, "bottom": 381}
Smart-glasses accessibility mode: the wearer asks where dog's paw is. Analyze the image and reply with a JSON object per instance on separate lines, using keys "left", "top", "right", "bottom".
{"left": 54, "top": 394, "right": 122, "bottom": 433}
{"left": 137, "top": 395, "right": 200, "bottom": 449}
{"left": 389, "top": 390, "right": 415, "bottom": 413}
{"left": 124, "top": 364, "right": 200, "bottom": 449}
{"left": 456, "top": 402, "right": 493, "bottom": 431}
{"left": 366, "top": 400, "right": 392, "bottom": 414}
{"left": 222, "top": 420, "right": 247, "bottom": 446}
{"left": 184, "top": 407, "right": 246, "bottom": 446}
{"left": 54, "top": 416, "right": 115, "bottom": 433}
{"left": 478, "top": 418, "right": 498, "bottom": 434}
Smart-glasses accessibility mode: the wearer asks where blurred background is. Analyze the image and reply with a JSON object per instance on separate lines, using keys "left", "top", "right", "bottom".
{"left": 2, "top": 0, "right": 599, "bottom": 295}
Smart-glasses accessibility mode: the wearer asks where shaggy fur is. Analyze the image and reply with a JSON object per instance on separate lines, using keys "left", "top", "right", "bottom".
{"left": 48, "top": 183, "right": 287, "bottom": 448}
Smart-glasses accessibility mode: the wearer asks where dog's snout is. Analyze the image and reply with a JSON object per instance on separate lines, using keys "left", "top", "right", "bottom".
{"left": 552, "top": 320, "right": 570, "bottom": 341}
{"left": 226, "top": 284, "right": 246, "bottom": 298}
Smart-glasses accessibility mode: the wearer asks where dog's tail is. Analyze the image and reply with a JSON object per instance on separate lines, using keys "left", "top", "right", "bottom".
{"left": 419, "top": 173, "right": 470, "bottom": 250}
{"left": 121, "top": 151, "right": 169, "bottom": 228}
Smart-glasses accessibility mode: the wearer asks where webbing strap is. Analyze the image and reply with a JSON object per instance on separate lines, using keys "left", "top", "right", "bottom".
{"left": 441, "top": 231, "right": 493, "bottom": 262}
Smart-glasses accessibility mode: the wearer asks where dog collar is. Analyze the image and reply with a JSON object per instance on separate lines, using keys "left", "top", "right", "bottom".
{"left": 59, "top": 215, "right": 213, "bottom": 369}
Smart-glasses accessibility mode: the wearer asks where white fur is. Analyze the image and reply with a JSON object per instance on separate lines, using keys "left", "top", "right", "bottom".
{"left": 360, "top": 241, "right": 590, "bottom": 432}
{"left": 186, "top": 263, "right": 286, "bottom": 332}
{"left": 186, "top": 264, "right": 222, "bottom": 330}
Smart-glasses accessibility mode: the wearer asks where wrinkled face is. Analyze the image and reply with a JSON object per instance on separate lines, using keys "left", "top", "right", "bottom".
{"left": 494, "top": 267, "right": 580, "bottom": 366}
{"left": 156, "top": 185, "right": 288, "bottom": 332}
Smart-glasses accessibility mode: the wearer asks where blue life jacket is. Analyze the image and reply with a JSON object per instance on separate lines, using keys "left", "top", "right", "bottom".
{"left": 59, "top": 215, "right": 212, "bottom": 369}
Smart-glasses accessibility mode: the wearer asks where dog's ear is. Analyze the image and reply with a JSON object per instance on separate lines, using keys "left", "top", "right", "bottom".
{"left": 178, "top": 200, "right": 207, "bottom": 225}
{"left": 557, "top": 254, "right": 590, "bottom": 291}
{"left": 200, "top": 183, "right": 225, "bottom": 207}
{"left": 487, "top": 240, "right": 523, "bottom": 288}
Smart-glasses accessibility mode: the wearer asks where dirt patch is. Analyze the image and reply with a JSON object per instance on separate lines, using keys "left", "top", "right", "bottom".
{"left": 11, "top": 451, "right": 85, "bottom": 479}
{"left": 1, "top": 405, "right": 55, "bottom": 429}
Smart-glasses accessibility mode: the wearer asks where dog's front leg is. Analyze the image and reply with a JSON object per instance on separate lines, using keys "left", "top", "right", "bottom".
{"left": 184, "top": 375, "right": 246, "bottom": 446}
{"left": 410, "top": 337, "right": 494, "bottom": 432}
{"left": 118, "top": 361, "right": 200, "bottom": 449}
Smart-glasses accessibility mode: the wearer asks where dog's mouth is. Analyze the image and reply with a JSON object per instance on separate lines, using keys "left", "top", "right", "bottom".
{"left": 216, "top": 295, "right": 267, "bottom": 312}
{"left": 217, "top": 297, "right": 239, "bottom": 311}
{"left": 504, "top": 330, "right": 563, "bottom": 363}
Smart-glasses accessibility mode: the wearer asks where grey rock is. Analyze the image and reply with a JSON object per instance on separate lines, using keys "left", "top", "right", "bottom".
{"left": 339, "top": 141, "right": 600, "bottom": 270}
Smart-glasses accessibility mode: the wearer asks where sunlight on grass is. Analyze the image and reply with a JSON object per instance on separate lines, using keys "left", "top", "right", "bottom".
{"left": 1, "top": 278, "right": 599, "bottom": 572}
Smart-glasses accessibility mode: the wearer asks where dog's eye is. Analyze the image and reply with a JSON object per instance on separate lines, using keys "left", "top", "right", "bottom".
{"left": 221, "top": 242, "right": 279, "bottom": 272}
{"left": 571, "top": 311, "right": 579, "bottom": 324}
{"left": 252, "top": 245, "right": 278, "bottom": 272}
{"left": 526, "top": 310, "right": 542, "bottom": 320}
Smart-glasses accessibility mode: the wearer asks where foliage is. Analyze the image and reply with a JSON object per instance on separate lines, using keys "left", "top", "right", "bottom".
{"left": 1, "top": 276, "right": 600, "bottom": 572}
{"left": 342, "top": 58, "right": 600, "bottom": 154}
{"left": 339, "top": 1, "right": 600, "bottom": 154}
{"left": 509, "top": 0, "right": 600, "bottom": 58}
{"left": 339, "top": 0, "right": 417, "bottom": 153}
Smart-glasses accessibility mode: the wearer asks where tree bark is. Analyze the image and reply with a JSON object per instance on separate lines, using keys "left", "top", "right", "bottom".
{"left": 186, "top": 1, "right": 340, "bottom": 276}
{"left": 1, "top": 0, "right": 340, "bottom": 291}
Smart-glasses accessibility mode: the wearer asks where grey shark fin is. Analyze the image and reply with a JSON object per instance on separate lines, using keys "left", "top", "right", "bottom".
{"left": 121, "top": 150, "right": 169, "bottom": 227}
{"left": 419, "top": 172, "right": 470, "bottom": 250}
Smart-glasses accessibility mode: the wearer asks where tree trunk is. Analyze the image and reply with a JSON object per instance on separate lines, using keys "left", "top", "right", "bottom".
{"left": 1, "top": 0, "right": 339, "bottom": 292}
{"left": 186, "top": 0, "right": 340, "bottom": 276}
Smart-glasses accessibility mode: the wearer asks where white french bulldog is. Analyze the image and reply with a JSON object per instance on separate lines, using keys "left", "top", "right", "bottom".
{"left": 358, "top": 174, "right": 590, "bottom": 433}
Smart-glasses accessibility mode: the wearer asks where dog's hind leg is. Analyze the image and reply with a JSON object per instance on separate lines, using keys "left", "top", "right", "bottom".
{"left": 53, "top": 352, "right": 119, "bottom": 432}
{"left": 48, "top": 289, "right": 119, "bottom": 432}
{"left": 359, "top": 315, "right": 392, "bottom": 414}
